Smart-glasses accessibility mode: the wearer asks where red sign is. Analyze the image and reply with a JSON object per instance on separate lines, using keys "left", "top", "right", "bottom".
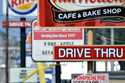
{"left": 54, "top": 45, "right": 125, "bottom": 61}
{"left": 72, "top": 74, "right": 109, "bottom": 83}
{"left": 34, "top": 31, "right": 82, "bottom": 40}
{"left": 39, "top": 0, "right": 125, "bottom": 27}
{"left": 3, "top": 21, "right": 31, "bottom": 28}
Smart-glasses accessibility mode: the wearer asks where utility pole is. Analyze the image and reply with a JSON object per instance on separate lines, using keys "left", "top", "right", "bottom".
{"left": 5, "top": 0, "right": 9, "bottom": 82}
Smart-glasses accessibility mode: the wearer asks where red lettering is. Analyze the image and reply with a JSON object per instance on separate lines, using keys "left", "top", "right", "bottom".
{"left": 98, "top": 0, "right": 103, "bottom": 3}
{"left": 78, "top": 0, "right": 82, "bottom": 3}
{"left": 108, "top": 0, "right": 113, "bottom": 3}
{"left": 53, "top": 0, "right": 57, "bottom": 3}
{"left": 115, "top": 0, "right": 123, "bottom": 3}
{"left": 97, "top": 75, "right": 105, "bottom": 80}
{"left": 11, "top": 0, "right": 18, "bottom": 7}
{"left": 59, "top": 0, "right": 63, "bottom": 3}
{"left": 52, "top": 0, "right": 123, "bottom": 3}
{"left": 90, "top": 0, "right": 96, "bottom": 3}
{"left": 64, "top": 0, "right": 69, "bottom": 3}
{"left": 85, "top": 0, "right": 88, "bottom": 3}
{"left": 19, "top": 0, "right": 22, "bottom": 5}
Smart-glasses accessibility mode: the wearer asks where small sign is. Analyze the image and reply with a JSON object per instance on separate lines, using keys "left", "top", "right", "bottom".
{"left": 3, "top": 21, "right": 32, "bottom": 28}
{"left": 2, "top": 0, "right": 37, "bottom": 16}
{"left": 54, "top": 45, "right": 125, "bottom": 61}
{"left": 72, "top": 73, "right": 109, "bottom": 83}
{"left": 8, "top": 0, "right": 37, "bottom": 15}
{"left": 32, "top": 27, "right": 84, "bottom": 61}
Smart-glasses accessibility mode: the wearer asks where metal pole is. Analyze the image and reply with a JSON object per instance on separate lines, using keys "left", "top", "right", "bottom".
{"left": 5, "top": 0, "right": 9, "bottom": 82}
{"left": 111, "top": 29, "right": 114, "bottom": 71}
{"left": 20, "top": 18, "right": 26, "bottom": 67}
{"left": 55, "top": 62, "right": 61, "bottom": 83}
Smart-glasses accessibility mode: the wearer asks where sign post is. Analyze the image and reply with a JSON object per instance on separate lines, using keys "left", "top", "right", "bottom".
{"left": 55, "top": 62, "right": 61, "bottom": 83}
{"left": 5, "top": 0, "right": 9, "bottom": 83}
{"left": 20, "top": 18, "right": 26, "bottom": 67}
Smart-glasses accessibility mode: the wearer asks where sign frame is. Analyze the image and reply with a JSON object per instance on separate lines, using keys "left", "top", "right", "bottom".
{"left": 32, "top": 27, "right": 84, "bottom": 62}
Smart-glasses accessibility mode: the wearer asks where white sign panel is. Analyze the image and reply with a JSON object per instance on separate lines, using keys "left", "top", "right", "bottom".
{"left": 72, "top": 73, "right": 109, "bottom": 83}
{"left": 32, "top": 27, "right": 84, "bottom": 61}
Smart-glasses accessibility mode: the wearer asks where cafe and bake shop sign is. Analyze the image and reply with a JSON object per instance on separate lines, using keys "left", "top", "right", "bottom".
{"left": 39, "top": 0, "right": 125, "bottom": 27}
